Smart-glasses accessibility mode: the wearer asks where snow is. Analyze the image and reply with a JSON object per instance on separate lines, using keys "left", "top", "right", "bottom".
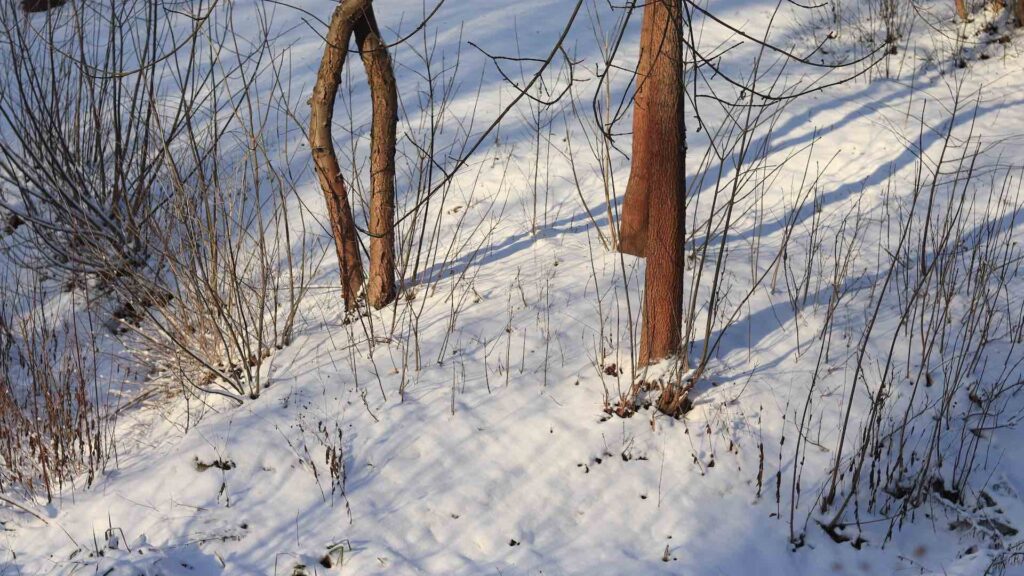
{"left": 2, "top": 0, "right": 1024, "bottom": 574}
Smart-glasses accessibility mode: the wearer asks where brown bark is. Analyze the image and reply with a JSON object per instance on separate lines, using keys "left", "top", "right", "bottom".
{"left": 619, "top": 1, "right": 682, "bottom": 258}
{"left": 1016, "top": 0, "right": 1024, "bottom": 26}
{"left": 310, "top": 0, "right": 369, "bottom": 311}
{"left": 616, "top": 6, "right": 653, "bottom": 259}
{"left": 629, "top": 0, "right": 686, "bottom": 366}
{"left": 356, "top": 6, "right": 398, "bottom": 309}
{"left": 955, "top": 0, "right": 968, "bottom": 20}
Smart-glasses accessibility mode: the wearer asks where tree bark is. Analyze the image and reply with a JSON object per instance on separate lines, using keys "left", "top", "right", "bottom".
{"left": 310, "top": 0, "right": 369, "bottom": 311}
{"left": 955, "top": 0, "right": 968, "bottom": 20}
{"left": 356, "top": 6, "right": 398, "bottom": 309}
{"left": 616, "top": 15, "right": 652, "bottom": 259}
{"left": 628, "top": 0, "right": 686, "bottom": 366}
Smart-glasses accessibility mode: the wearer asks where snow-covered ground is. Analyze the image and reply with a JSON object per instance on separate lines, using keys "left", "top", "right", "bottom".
{"left": 2, "top": 0, "right": 1024, "bottom": 574}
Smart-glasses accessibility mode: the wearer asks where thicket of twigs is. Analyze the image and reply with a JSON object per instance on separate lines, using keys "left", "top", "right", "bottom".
{"left": 0, "top": 0, "right": 323, "bottom": 493}
{"left": 0, "top": 282, "right": 108, "bottom": 500}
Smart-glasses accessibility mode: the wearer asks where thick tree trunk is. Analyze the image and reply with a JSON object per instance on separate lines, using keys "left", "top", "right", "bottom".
{"left": 356, "top": 6, "right": 398, "bottom": 309}
{"left": 628, "top": 0, "right": 686, "bottom": 366}
{"left": 310, "top": 0, "right": 370, "bottom": 311}
{"left": 1016, "top": 0, "right": 1024, "bottom": 26}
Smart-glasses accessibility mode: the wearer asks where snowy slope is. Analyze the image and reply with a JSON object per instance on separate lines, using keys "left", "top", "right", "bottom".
{"left": 2, "top": 0, "right": 1024, "bottom": 574}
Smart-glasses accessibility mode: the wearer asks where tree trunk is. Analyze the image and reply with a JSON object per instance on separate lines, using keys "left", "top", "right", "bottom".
{"left": 356, "top": 5, "right": 398, "bottom": 309}
{"left": 1016, "top": 0, "right": 1024, "bottom": 26}
{"left": 617, "top": 35, "right": 650, "bottom": 259}
{"left": 628, "top": 0, "right": 686, "bottom": 366}
{"left": 310, "top": 0, "right": 369, "bottom": 311}
{"left": 955, "top": 0, "right": 968, "bottom": 20}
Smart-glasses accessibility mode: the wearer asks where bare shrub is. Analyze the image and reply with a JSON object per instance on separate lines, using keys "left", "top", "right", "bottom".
{"left": 119, "top": 16, "right": 323, "bottom": 403}
{"left": 127, "top": 149, "right": 321, "bottom": 402}
{"left": 0, "top": 0, "right": 208, "bottom": 285}
{"left": 0, "top": 0, "right": 322, "bottom": 405}
{"left": 810, "top": 97, "right": 1024, "bottom": 544}
{"left": 0, "top": 285, "right": 109, "bottom": 500}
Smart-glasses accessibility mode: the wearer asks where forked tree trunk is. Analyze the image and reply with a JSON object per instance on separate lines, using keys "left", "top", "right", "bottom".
{"left": 621, "top": 0, "right": 686, "bottom": 366}
{"left": 356, "top": 7, "right": 398, "bottom": 309}
{"left": 310, "top": 0, "right": 370, "bottom": 311}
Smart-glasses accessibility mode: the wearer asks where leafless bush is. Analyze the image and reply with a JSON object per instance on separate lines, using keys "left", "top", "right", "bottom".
{"left": 0, "top": 0, "right": 324, "bottom": 405}
{"left": 118, "top": 9, "right": 323, "bottom": 403}
{"left": 126, "top": 169, "right": 319, "bottom": 403}
{"left": 0, "top": 0, "right": 211, "bottom": 285}
{"left": 822, "top": 0, "right": 914, "bottom": 54}
{"left": 810, "top": 95, "right": 1024, "bottom": 544}
{"left": 0, "top": 283, "right": 109, "bottom": 500}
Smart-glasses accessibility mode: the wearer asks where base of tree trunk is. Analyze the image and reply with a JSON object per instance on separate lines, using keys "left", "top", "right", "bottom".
{"left": 605, "top": 380, "right": 693, "bottom": 419}
{"left": 604, "top": 360, "right": 695, "bottom": 419}
{"left": 654, "top": 382, "right": 692, "bottom": 418}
